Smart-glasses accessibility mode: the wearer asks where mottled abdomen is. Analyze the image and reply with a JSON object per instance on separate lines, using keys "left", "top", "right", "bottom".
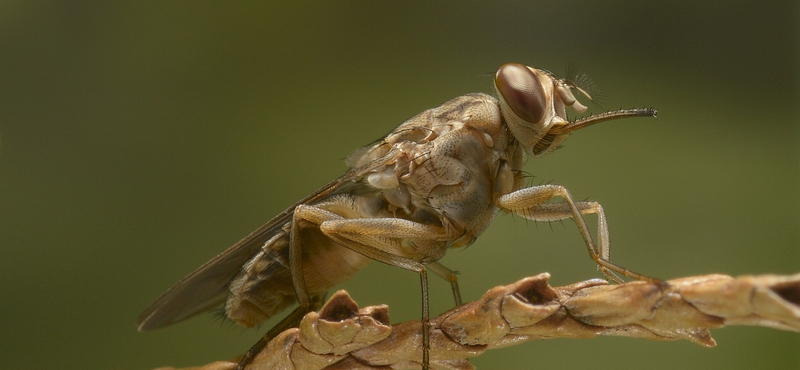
{"left": 225, "top": 222, "right": 372, "bottom": 327}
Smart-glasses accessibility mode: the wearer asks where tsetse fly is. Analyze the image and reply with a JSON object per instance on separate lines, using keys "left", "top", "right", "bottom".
{"left": 138, "top": 63, "right": 657, "bottom": 370}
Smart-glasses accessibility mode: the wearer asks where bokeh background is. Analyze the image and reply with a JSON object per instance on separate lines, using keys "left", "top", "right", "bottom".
{"left": 1, "top": 2, "right": 798, "bottom": 369}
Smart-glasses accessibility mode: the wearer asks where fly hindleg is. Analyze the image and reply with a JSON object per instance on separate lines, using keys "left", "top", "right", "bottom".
{"left": 235, "top": 204, "right": 359, "bottom": 370}
{"left": 235, "top": 293, "right": 326, "bottom": 370}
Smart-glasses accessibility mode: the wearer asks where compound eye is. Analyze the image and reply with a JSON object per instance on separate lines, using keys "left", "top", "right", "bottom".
{"left": 495, "top": 63, "right": 546, "bottom": 124}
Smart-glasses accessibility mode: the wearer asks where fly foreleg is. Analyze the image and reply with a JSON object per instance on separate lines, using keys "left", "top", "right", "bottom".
{"left": 496, "top": 185, "right": 658, "bottom": 284}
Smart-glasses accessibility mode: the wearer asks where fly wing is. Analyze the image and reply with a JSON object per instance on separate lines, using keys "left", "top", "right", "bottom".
{"left": 137, "top": 155, "right": 392, "bottom": 331}
{"left": 136, "top": 214, "right": 289, "bottom": 331}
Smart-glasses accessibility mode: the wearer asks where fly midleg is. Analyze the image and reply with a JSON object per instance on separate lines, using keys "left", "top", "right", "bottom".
{"left": 496, "top": 184, "right": 660, "bottom": 284}
{"left": 317, "top": 214, "right": 449, "bottom": 370}
{"left": 428, "top": 261, "right": 462, "bottom": 306}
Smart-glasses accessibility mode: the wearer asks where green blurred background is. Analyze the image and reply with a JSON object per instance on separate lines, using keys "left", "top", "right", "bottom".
{"left": 1, "top": 1, "right": 798, "bottom": 369}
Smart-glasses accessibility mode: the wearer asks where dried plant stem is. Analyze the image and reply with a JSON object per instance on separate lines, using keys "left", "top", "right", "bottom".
{"left": 154, "top": 272, "right": 800, "bottom": 370}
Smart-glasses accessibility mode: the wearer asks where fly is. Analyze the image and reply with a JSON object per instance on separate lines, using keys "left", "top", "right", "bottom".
{"left": 138, "top": 63, "right": 658, "bottom": 370}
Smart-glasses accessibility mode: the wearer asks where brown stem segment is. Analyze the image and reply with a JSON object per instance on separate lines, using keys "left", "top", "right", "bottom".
{"left": 151, "top": 272, "right": 800, "bottom": 370}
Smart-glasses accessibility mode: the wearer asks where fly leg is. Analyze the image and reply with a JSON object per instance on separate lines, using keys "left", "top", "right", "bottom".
{"left": 235, "top": 293, "right": 325, "bottom": 370}
{"left": 428, "top": 261, "right": 462, "bottom": 306}
{"left": 239, "top": 201, "right": 451, "bottom": 370}
{"left": 496, "top": 184, "right": 660, "bottom": 284}
{"left": 235, "top": 204, "right": 360, "bottom": 370}
{"left": 511, "top": 200, "right": 620, "bottom": 282}
{"left": 310, "top": 209, "right": 449, "bottom": 370}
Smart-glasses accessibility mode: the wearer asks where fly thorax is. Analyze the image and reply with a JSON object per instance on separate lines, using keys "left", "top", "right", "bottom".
{"left": 365, "top": 141, "right": 431, "bottom": 214}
